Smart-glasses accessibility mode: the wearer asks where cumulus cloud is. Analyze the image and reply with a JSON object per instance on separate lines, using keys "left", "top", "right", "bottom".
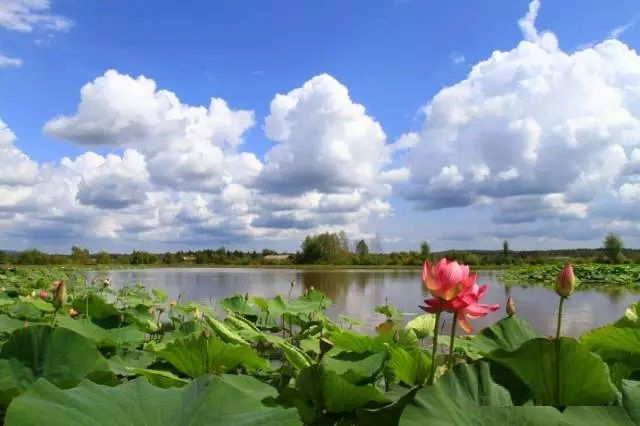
{"left": 259, "top": 74, "right": 395, "bottom": 195}
{"left": 2, "top": 70, "right": 406, "bottom": 250}
{"left": 44, "top": 70, "right": 258, "bottom": 193}
{"left": 401, "top": 0, "right": 640, "bottom": 244}
{"left": 254, "top": 74, "right": 407, "bottom": 231}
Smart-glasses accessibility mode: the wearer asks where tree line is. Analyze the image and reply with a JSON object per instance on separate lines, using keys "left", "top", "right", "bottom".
{"left": 0, "top": 232, "right": 632, "bottom": 266}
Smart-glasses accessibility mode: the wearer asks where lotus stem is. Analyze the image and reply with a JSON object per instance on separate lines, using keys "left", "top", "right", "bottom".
{"left": 555, "top": 296, "right": 566, "bottom": 406}
{"left": 448, "top": 312, "right": 458, "bottom": 368}
{"left": 555, "top": 296, "right": 565, "bottom": 340}
{"left": 427, "top": 306, "right": 442, "bottom": 385}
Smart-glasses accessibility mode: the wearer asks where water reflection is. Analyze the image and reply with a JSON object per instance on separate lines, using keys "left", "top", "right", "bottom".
{"left": 103, "top": 268, "right": 639, "bottom": 337}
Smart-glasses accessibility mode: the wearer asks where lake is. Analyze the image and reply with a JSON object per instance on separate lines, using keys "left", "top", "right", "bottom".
{"left": 96, "top": 268, "right": 639, "bottom": 337}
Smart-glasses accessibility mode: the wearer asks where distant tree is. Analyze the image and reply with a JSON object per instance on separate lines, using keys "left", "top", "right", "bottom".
{"left": 262, "top": 248, "right": 278, "bottom": 256}
{"left": 502, "top": 240, "right": 510, "bottom": 257}
{"left": 298, "top": 236, "right": 324, "bottom": 264}
{"left": 355, "top": 240, "right": 369, "bottom": 257}
{"left": 16, "top": 249, "right": 48, "bottom": 265}
{"left": 130, "top": 250, "right": 158, "bottom": 265}
{"left": 297, "top": 232, "right": 352, "bottom": 264}
{"left": 420, "top": 241, "right": 431, "bottom": 259}
{"left": 71, "top": 246, "right": 91, "bottom": 264}
{"left": 95, "top": 251, "right": 111, "bottom": 265}
{"left": 603, "top": 232, "right": 624, "bottom": 263}
{"left": 161, "top": 252, "right": 176, "bottom": 264}
{"left": 0, "top": 250, "right": 7, "bottom": 264}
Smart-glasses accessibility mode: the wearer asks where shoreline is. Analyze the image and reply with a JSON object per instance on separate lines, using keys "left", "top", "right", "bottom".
{"left": 4, "top": 263, "right": 640, "bottom": 293}
{"left": 8, "top": 263, "right": 511, "bottom": 271}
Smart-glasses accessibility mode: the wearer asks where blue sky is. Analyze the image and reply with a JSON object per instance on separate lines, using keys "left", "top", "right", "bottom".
{"left": 2, "top": 0, "right": 640, "bottom": 254}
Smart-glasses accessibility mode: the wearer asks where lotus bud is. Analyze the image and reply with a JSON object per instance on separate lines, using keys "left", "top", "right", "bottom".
{"left": 30, "top": 290, "right": 36, "bottom": 297}
{"left": 506, "top": 297, "right": 516, "bottom": 317}
{"left": 555, "top": 263, "right": 576, "bottom": 298}
{"left": 244, "top": 292, "right": 249, "bottom": 301}
{"left": 169, "top": 300, "right": 177, "bottom": 309}
{"left": 68, "top": 308, "right": 78, "bottom": 317}
{"left": 39, "top": 290, "right": 48, "bottom": 299}
{"left": 319, "top": 337, "right": 334, "bottom": 356}
{"left": 53, "top": 281, "right": 67, "bottom": 309}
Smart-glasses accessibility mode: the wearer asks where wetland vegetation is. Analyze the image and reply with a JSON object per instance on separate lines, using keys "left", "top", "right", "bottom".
{"left": 0, "top": 258, "right": 639, "bottom": 424}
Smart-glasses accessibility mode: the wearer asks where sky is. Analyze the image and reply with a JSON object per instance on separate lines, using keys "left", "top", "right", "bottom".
{"left": 2, "top": 0, "right": 640, "bottom": 254}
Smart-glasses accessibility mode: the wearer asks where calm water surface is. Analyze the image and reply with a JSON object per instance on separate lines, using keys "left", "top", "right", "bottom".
{"left": 101, "top": 268, "right": 639, "bottom": 337}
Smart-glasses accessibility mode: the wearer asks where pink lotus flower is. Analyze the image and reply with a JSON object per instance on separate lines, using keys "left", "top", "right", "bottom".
{"left": 422, "top": 259, "right": 475, "bottom": 301}
{"left": 420, "top": 282, "right": 500, "bottom": 333}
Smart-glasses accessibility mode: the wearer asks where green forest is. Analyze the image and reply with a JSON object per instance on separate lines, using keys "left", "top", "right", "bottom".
{"left": 0, "top": 232, "right": 634, "bottom": 267}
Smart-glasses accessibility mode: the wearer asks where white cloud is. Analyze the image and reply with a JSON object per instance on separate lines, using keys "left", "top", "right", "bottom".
{"left": 0, "top": 0, "right": 73, "bottom": 33}
{"left": 401, "top": 0, "right": 640, "bottom": 243}
{"left": 8, "top": 0, "right": 640, "bottom": 251}
{"left": 0, "top": 1, "right": 72, "bottom": 69}
{"left": 0, "top": 120, "right": 17, "bottom": 145}
{"left": 253, "top": 74, "right": 407, "bottom": 231}
{"left": 44, "top": 70, "right": 257, "bottom": 193}
{"left": 0, "top": 54, "right": 23, "bottom": 68}
{"left": 2, "top": 71, "right": 406, "bottom": 250}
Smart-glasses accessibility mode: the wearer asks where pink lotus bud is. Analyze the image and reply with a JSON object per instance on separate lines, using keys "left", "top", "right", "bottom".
{"left": 39, "top": 290, "right": 48, "bottom": 299}
{"left": 555, "top": 263, "right": 576, "bottom": 298}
